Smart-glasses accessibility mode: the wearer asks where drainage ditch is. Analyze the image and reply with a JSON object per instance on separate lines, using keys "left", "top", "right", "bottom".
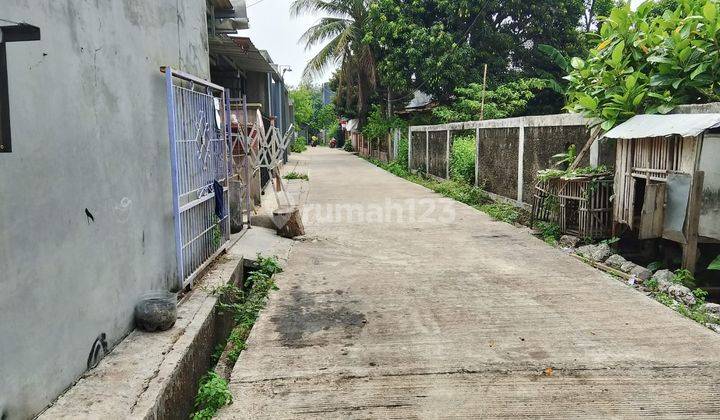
{"left": 188, "top": 255, "right": 282, "bottom": 419}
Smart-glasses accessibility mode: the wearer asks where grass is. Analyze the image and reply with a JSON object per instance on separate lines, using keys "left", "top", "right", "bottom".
{"left": 361, "top": 157, "right": 538, "bottom": 226}
{"left": 284, "top": 172, "right": 309, "bottom": 181}
{"left": 192, "top": 255, "right": 282, "bottom": 419}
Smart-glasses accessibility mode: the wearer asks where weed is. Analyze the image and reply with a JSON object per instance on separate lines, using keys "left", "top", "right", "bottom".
{"left": 343, "top": 141, "right": 354, "bottom": 152}
{"left": 644, "top": 277, "right": 659, "bottom": 291}
{"left": 535, "top": 221, "right": 561, "bottom": 245}
{"left": 479, "top": 202, "right": 528, "bottom": 225}
{"left": 211, "top": 215, "right": 222, "bottom": 248}
{"left": 283, "top": 172, "right": 309, "bottom": 181}
{"left": 192, "top": 372, "right": 232, "bottom": 420}
{"left": 449, "top": 135, "right": 475, "bottom": 184}
{"left": 226, "top": 326, "right": 249, "bottom": 365}
{"left": 193, "top": 255, "right": 282, "bottom": 419}
{"left": 291, "top": 136, "right": 307, "bottom": 153}
{"left": 672, "top": 269, "right": 696, "bottom": 289}
{"left": 655, "top": 292, "right": 675, "bottom": 307}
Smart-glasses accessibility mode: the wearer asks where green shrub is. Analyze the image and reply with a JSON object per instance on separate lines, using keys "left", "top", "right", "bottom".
{"left": 396, "top": 135, "right": 409, "bottom": 169}
{"left": 343, "top": 141, "right": 354, "bottom": 152}
{"left": 284, "top": 172, "right": 309, "bottom": 181}
{"left": 479, "top": 202, "right": 529, "bottom": 225}
{"left": 566, "top": 1, "right": 720, "bottom": 130}
{"left": 450, "top": 135, "right": 476, "bottom": 184}
{"left": 291, "top": 136, "right": 307, "bottom": 153}
{"left": 535, "top": 221, "right": 561, "bottom": 245}
{"left": 192, "top": 372, "right": 232, "bottom": 420}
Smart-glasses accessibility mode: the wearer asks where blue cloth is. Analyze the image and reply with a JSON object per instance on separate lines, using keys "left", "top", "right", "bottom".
{"left": 213, "top": 180, "right": 224, "bottom": 219}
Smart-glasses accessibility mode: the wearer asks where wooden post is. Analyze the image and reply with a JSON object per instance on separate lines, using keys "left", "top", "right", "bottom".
{"left": 682, "top": 171, "right": 704, "bottom": 274}
{"left": 273, "top": 205, "right": 305, "bottom": 238}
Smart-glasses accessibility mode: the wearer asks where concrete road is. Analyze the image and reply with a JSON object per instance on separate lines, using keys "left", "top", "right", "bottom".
{"left": 220, "top": 148, "right": 720, "bottom": 418}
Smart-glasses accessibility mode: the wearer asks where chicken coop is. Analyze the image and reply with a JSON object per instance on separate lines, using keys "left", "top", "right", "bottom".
{"left": 532, "top": 173, "right": 614, "bottom": 240}
{"left": 604, "top": 114, "right": 720, "bottom": 272}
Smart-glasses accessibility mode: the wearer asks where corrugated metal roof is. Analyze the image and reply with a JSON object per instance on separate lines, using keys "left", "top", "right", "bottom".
{"left": 209, "top": 36, "right": 277, "bottom": 75}
{"left": 604, "top": 114, "right": 720, "bottom": 139}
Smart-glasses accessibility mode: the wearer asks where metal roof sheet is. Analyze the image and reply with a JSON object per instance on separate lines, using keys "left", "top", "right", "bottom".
{"left": 209, "top": 36, "right": 277, "bottom": 75}
{"left": 603, "top": 114, "right": 720, "bottom": 139}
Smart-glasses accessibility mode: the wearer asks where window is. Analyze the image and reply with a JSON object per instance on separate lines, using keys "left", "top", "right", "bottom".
{"left": 0, "top": 23, "right": 41, "bottom": 153}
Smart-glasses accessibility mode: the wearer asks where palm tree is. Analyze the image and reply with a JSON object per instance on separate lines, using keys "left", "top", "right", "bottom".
{"left": 291, "top": 0, "right": 376, "bottom": 120}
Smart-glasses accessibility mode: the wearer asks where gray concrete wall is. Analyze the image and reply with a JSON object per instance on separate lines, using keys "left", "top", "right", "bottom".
{"left": 409, "top": 114, "right": 609, "bottom": 205}
{"left": 0, "top": 1, "right": 209, "bottom": 418}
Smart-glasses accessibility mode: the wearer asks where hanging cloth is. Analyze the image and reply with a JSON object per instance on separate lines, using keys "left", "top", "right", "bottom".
{"left": 213, "top": 180, "right": 224, "bottom": 219}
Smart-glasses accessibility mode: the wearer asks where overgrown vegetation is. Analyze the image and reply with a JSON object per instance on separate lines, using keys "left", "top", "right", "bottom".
{"left": 291, "top": 136, "right": 308, "bottom": 153}
{"left": 644, "top": 269, "right": 715, "bottom": 326}
{"left": 566, "top": 0, "right": 720, "bottom": 129}
{"left": 362, "top": 104, "right": 406, "bottom": 145}
{"left": 191, "top": 372, "right": 232, "bottom": 420}
{"left": 433, "top": 79, "right": 549, "bottom": 123}
{"left": 478, "top": 202, "right": 529, "bottom": 225}
{"left": 535, "top": 221, "right": 562, "bottom": 245}
{"left": 343, "top": 140, "right": 354, "bottom": 152}
{"left": 363, "top": 157, "right": 538, "bottom": 227}
{"left": 191, "top": 255, "right": 282, "bottom": 419}
{"left": 284, "top": 172, "right": 310, "bottom": 181}
{"left": 449, "top": 135, "right": 475, "bottom": 184}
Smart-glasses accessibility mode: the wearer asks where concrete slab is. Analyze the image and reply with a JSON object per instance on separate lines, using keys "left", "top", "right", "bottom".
{"left": 39, "top": 229, "right": 293, "bottom": 419}
{"left": 219, "top": 148, "right": 720, "bottom": 418}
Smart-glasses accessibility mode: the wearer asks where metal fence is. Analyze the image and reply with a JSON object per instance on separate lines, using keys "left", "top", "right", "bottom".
{"left": 163, "top": 67, "right": 231, "bottom": 289}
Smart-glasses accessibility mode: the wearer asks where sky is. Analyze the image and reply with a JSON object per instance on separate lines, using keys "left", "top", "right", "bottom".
{"left": 241, "top": 0, "right": 649, "bottom": 88}
{"left": 242, "top": 0, "right": 332, "bottom": 88}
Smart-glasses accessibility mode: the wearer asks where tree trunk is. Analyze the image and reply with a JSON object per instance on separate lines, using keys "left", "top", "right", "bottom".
{"left": 272, "top": 205, "right": 305, "bottom": 238}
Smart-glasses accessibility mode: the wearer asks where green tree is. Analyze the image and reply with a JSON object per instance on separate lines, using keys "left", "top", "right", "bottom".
{"left": 289, "top": 85, "right": 315, "bottom": 128}
{"left": 367, "top": 0, "right": 587, "bottom": 101}
{"left": 432, "top": 78, "right": 549, "bottom": 123}
{"left": 291, "top": 0, "right": 377, "bottom": 120}
{"left": 566, "top": 0, "right": 720, "bottom": 130}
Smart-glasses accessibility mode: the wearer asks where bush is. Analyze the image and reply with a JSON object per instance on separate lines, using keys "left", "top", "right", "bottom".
{"left": 343, "top": 141, "right": 354, "bottom": 152}
{"left": 396, "top": 135, "right": 409, "bottom": 169}
{"left": 566, "top": 1, "right": 720, "bottom": 130}
{"left": 450, "top": 135, "right": 475, "bottom": 184}
{"left": 291, "top": 136, "right": 307, "bottom": 153}
{"left": 192, "top": 372, "right": 232, "bottom": 420}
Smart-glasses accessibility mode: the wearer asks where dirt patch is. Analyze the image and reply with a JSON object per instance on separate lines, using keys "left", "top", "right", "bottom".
{"left": 271, "top": 286, "right": 367, "bottom": 348}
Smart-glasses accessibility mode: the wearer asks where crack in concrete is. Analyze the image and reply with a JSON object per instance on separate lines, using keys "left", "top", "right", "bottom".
{"left": 234, "top": 362, "right": 720, "bottom": 385}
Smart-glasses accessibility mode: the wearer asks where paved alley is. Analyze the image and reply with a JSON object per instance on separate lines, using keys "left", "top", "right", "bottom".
{"left": 220, "top": 148, "right": 720, "bottom": 418}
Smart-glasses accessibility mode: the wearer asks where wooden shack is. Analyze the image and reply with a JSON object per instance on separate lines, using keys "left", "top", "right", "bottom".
{"left": 605, "top": 114, "right": 720, "bottom": 272}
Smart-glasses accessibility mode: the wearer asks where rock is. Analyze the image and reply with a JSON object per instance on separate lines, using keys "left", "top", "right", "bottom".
{"left": 708, "top": 324, "right": 720, "bottom": 334}
{"left": 629, "top": 265, "right": 652, "bottom": 281}
{"left": 605, "top": 254, "right": 627, "bottom": 270}
{"left": 704, "top": 302, "right": 720, "bottom": 316}
{"left": 667, "top": 284, "right": 696, "bottom": 306}
{"left": 652, "top": 269, "right": 675, "bottom": 292}
{"left": 620, "top": 260, "right": 637, "bottom": 274}
{"left": 559, "top": 235, "right": 580, "bottom": 248}
{"left": 590, "top": 243, "right": 612, "bottom": 262}
{"left": 576, "top": 245, "right": 596, "bottom": 259}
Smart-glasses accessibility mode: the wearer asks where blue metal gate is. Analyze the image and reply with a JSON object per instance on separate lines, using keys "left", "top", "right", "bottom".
{"left": 163, "top": 67, "right": 231, "bottom": 289}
